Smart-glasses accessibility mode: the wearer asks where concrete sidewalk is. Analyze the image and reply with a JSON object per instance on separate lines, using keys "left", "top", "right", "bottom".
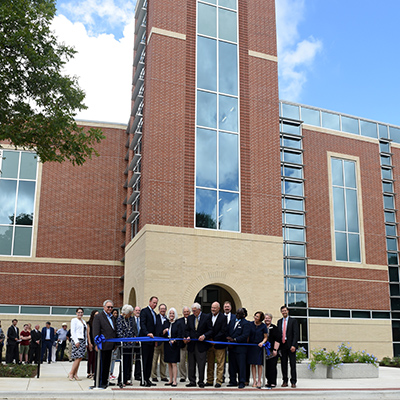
{"left": 0, "top": 361, "right": 399, "bottom": 399}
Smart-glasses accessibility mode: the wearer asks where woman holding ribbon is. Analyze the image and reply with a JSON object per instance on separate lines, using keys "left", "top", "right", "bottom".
{"left": 116, "top": 304, "right": 138, "bottom": 386}
{"left": 68, "top": 307, "right": 87, "bottom": 381}
{"left": 162, "top": 307, "right": 183, "bottom": 387}
{"left": 247, "top": 311, "right": 268, "bottom": 389}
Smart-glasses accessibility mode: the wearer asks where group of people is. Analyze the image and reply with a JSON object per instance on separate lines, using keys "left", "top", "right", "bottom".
{"left": 0, "top": 299, "right": 300, "bottom": 390}
{"left": 92, "top": 297, "right": 300, "bottom": 390}
{"left": 0, "top": 319, "right": 70, "bottom": 366}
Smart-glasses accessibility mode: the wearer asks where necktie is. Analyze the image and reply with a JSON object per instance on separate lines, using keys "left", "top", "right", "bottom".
{"left": 195, "top": 316, "right": 199, "bottom": 330}
{"left": 185, "top": 318, "right": 187, "bottom": 325}
{"left": 151, "top": 309, "right": 156, "bottom": 324}
{"left": 282, "top": 318, "right": 287, "bottom": 344}
{"left": 136, "top": 317, "right": 140, "bottom": 331}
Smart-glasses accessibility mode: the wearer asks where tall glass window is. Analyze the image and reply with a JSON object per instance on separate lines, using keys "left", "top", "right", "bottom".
{"left": 195, "top": 0, "right": 240, "bottom": 231}
{"left": 0, "top": 150, "right": 38, "bottom": 256}
{"left": 331, "top": 158, "right": 361, "bottom": 262}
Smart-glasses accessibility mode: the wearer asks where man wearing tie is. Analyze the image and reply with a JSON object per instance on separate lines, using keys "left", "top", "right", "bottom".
{"left": 184, "top": 302, "right": 212, "bottom": 388}
{"left": 206, "top": 301, "right": 227, "bottom": 388}
{"left": 6, "top": 319, "right": 19, "bottom": 364}
{"left": 133, "top": 306, "right": 142, "bottom": 381}
{"left": 92, "top": 299, "right": 117, "bottom": 388}
{"left": 151, "top": 303, "right": 168, "bottom": 382}
{"left": 227, "top": 308, "right": 250, "bottom": 389}
{"left": 41, "top": 321, "right": 55, "bottom": 364}
{"left": 140, "top": 296, "right": 159, "bottom": 387}
{"left": 177, "top": 306, "right": 190, "bottom": 382}
{"left": 277, "top": 305, "right": 299, "bottom": 388}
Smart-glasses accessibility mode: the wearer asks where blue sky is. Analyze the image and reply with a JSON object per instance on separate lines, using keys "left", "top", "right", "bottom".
{"left": 53, "top": 0, "right": 400, "bottom": 126}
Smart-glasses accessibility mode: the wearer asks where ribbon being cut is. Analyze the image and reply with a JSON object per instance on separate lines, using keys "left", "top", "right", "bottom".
{"left": 94, "top": 335, "right": 271, "bottom": 355}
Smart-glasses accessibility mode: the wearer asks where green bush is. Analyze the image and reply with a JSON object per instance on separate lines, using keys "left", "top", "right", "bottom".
{"left": 0, "top": 363, "right": 37, "bottom": 378}
{"left": 296, "top": 347, "right": 307, "bottom": 363}
{"left": 379, "top": 357, "right": 400, "bottom": 367}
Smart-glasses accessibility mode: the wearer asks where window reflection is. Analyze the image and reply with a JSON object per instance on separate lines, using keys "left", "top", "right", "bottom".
{"left": 360, "top": 120, "right": 377, "bottom": 138}
{"left": 285, "top": 258, "right": 306, "bottom": 276}
{"left": 218, "top": 191, "right": 239, "bottom": 231}
{"left": 219, "top": 42, "right": 237, "bottom": 95}
{"left": 0, "top": 180, "right": 17, "bottom": 224}
{"left": 16, "top": 181, "right": 36, "bottom": 225}
{"left": 1, "top": 151, "right": 19, "bottom": 179}
{"left": 20, "top": 153, "right": 37, "bottom": 180}
{"left": 197, "top": 90, "right": 217, "bottom": 128}
{"left": 322, "top": 112, "right": 340, "bottom": 131}
{"left": 197, "top": 37, "right": 217, "bottom": 91}
{"left": 219, "top": 0, "right": 236, "bottom": 9}
{"left": 196, "top": 128, "right": 217, "bottom": 188}
{"left": 0, "top": 226, "right": 13, "bottom": 255}
{"left": 219, "top": 95, "right": 238, "bottom": 132}
{"left": 301, "top": 107, "right": 320, "bottom": 126}
{"left": 198, "top": 2, "right": 216, "bottom": 37}
{"left": 196, "top": 188, "right": 217, "bottom": 229}
{"left": 219, "top": 132, "right": 238, "bottom": 191}
{"left": 342, "top": 116, "right": 359, "bottom": 135}
{"left": 218, "top": 8, "right": 237, "bottom": 42}
{"left": 13, "top": 226, "right": 32, "bottom": 256}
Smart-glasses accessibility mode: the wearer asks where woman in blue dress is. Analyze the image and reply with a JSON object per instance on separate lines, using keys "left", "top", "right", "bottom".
{"left": 247, "top": 311, "right": 268, "bottom": 389}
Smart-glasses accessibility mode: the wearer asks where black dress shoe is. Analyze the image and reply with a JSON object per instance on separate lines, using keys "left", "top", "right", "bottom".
{"left": 215, "top": 383, "right": 221, "bottom": 388}
{"left": 147, "top": 381, "right": 156, "bottom": 386}
{"left": 179, "top": 378, "right": 186, "bottom": 382}
{"left": 165, "top": 382, "right": 173, "bottom": 386}
{"left": 238, "top": 383, "right": 245, "bottom": 389}
{"left": 145, "top": 382, "right": 152, "bottom": 387}
{"left": 140, "top": 382, "right": 146, "bottom": 387}
{"left": 186, "top": 383, "right": 196, "bottom": 387}
{"left": 205, "top": 382, "right": 213, "bottom": 387}
{"left": 152, "top": 378, "right": 158, "bottom": 382}
{"left": 198, "top": 383, "right": 205, "bottom": 388}
{"left": 161, "top": 378, "right": 169, "bottom": 382}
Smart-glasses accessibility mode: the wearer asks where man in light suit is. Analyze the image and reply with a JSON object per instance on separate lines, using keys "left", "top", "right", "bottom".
{"left": 227, "top": 308, "right": 250, "bottom": 389}
{"left": 206, "top": 301, "right": 227, "bottom": 388}
{"left": 277, "top": 305, "right": 299, "bottom": 388}
{"left": 177, "top": 306, "right": 190, "bottom": 382}
{"left": 184, "top": 302, "right": 213, "bottom": 388}
{"left": 93, "top": 299, "right": 117, "bottom": 388}
{"left": 140, "top": 296, "right": 158, "bottom": 387}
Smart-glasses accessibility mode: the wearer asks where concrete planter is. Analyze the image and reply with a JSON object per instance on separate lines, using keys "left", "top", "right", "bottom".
{"left": 277, "top": 362, "right": 328, "bottom": 379}
{"left": 327, "top": 363, "right": 379, "bottom": 379}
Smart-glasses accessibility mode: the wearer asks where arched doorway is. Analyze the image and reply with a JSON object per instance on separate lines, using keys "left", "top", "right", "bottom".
{"left": 128, "top": 287, "right": 137, "bottom": 307}
{"left": 195, "top": 284, "right": 238, "bottom": 314}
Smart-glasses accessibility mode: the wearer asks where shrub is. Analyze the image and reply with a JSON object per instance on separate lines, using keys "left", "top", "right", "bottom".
{"left": 296, "top": 347, "right": 307, "bottom": 363}
{"left": 0, "top": 364, "right": 37, "bottom": 378}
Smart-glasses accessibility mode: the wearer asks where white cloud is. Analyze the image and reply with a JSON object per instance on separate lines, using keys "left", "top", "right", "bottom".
{"left": 51, "top": 14, "right": 134, "bottom": 124}
{"left": 276, "top": 0, "right": 322, "bottom": 101}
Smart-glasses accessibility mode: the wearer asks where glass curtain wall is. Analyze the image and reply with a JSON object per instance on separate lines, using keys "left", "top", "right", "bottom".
{"left": 280, "top": 119, "right": 309, "bottom": 352}
{"left": 195, "top": 0, "right": 240, "bottom": 232}
{"left": 0, "top": 150, "right": 38, "bottom": 256}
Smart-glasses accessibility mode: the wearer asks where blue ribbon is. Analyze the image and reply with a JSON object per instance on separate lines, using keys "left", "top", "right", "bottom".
{"left": 94, "top": 334, "right": 105, "bottom": 350}
{"left": 95, "top": 336, "right": 270, "bottom": 355}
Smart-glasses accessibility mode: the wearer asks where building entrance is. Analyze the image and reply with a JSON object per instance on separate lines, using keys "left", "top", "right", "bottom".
{"left": 195, "top": 284, "right": 237, "bottom": 314}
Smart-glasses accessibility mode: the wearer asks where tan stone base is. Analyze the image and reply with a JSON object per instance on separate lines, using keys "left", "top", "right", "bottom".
{"left": 124, "top": 224, "right": 284, "bottom": 319}
{"left": 309, "top": 318, "right": 393, "bottom": 359}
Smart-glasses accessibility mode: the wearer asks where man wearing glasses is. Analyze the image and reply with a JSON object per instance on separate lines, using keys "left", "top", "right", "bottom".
{"left": 93, "top": 299, "right": 117, "bottom": 388}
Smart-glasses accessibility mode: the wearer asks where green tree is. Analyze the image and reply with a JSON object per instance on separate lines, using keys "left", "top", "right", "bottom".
{"left": 0, "top": 0, "right": 104, "bottom": 165}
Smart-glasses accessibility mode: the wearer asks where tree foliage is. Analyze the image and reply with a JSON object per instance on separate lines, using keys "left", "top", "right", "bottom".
{"left": 0, "top": 0, "right": 105, "bottom": 165}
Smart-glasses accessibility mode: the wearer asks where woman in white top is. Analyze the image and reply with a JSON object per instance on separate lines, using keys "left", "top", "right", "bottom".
{"left": 68, "top": 307, "right": 87, "bottom": 381}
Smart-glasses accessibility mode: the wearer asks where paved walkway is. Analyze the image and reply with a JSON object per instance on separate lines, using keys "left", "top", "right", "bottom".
{"left": 0, "top": 361, "right": 399, "bottom": 399}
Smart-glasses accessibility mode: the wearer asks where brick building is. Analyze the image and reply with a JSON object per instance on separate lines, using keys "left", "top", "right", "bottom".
{"left": 0, "top": 0, "right": 399, "bottom": 357}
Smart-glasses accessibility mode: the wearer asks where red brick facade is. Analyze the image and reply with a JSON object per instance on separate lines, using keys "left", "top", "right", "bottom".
{"left": 303, "top": 128, "right": 390, "bottom": 310}
{"left": 0, "top": 125, "right": 126, "bottom": 307}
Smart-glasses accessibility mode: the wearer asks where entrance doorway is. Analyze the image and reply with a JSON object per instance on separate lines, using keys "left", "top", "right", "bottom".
{"left": 195, "top": 284, "right": 237, "bottom": 314}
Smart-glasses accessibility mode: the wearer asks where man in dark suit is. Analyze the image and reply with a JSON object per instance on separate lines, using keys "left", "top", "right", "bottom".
{"left": 140, "top": 296, "right": 159, "bottom": 387}
{"left": 93, "top": 299, "right": 117, "bottom": 388}
{"left": 206, "top": 301, "right": 227, "bottom": 388}
{"left": 133, "top": 306, "right": 142, "bottom": 381}
{"left": 277, "top": 305, "right": 299, "bottom": 388}
{"left": 184, "top": 302, "right": 213, "bottom": 388}
{"left": 177, "top": 306, "right": 190, "bottom": 382}
{"left": 29, "top": 325, "right": 42, "bottom": 364}
{"left": 227, "top": 308, "right": 250, "bottom": 389}
{"left": 41, "top": 321, "right": 55, "bottom": 363}
{"left": 6, "top": 319, "right": 19, "bottom": 364}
